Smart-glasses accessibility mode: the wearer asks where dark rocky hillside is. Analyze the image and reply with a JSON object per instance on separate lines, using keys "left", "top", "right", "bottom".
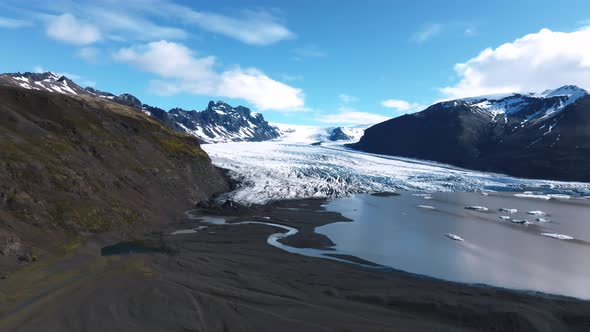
{"left": 0, "top": 86, "right": 230, "bottom": 271}
{"left": 352, "top": 87, "right": 590, "bottom": 182}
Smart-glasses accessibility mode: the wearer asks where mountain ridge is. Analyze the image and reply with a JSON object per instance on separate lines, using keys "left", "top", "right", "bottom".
{"left": 0, "top": 71, "right": 282, "bottom": 143}
{"left": 351, "top": 85, "right": 590, "bottom": 182}
{"left": 0, "top": 71, "right": 368, "bottom": 144}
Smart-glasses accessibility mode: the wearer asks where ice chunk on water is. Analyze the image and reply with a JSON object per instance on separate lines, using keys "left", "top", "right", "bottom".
{"left": 511, "top": 219, "right": 529, "bottom": 225}
{"left": 527, "top": 210, "right": 547, "bottom": 216}
{"left": 536, "top": 218, "right": 550, "bottom": 223}
{"left": 514, "top": 194, "right": 551, "bottom": 200}
{"left": 417, "top": 205, "right": 435, "bottom": 210}
{"left": 548, "top": 194, "right": 571, "bottom": 199}
{"left": 499, "top": 208, "right": 518, "bottom": 213}
{"left": 499, "top": 216, "right": 511, "bottom": 220}
{"left": 465, "top": 206, "right": 489, "bottom": 212}
{"left": 541, "top": 233, "right": 574, "bottom": 240}
{"left": 445, "top": 233, "right": 464, "bottom": 241}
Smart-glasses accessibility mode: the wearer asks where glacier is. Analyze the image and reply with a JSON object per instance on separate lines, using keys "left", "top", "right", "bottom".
{"left": 202, "top": 141, "right": 590, "bottom": 204}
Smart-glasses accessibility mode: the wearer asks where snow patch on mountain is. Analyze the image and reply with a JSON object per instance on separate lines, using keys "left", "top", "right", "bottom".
{"left": 454, "top": 85, "right": 588, "bottom": 118}
{"left": 0, "top": 72, "right": 87, "bottom": 95}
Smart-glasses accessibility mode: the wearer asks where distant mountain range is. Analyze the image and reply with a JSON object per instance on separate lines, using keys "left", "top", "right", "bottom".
{"left": 0, "top": 71, "right": 281, "bottom": 143}
{"left": 351, "top": 85, "right": 590, "bottom": 182}
{"left": 0, "top": 71, "right": 360, "bottom": 144}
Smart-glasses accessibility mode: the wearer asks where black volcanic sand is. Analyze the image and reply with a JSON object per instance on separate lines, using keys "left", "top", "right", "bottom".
{"left": 1, "top": 199, "right": 590, "bottom": 332}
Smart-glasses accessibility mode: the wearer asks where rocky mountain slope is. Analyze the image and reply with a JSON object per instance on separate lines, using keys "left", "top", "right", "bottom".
{"left": 0, "top": 86, "right": 229, "bottom": 270}
{"left": 144, "top": 101, "right": 280, "bottom": 143}
{"left": 0, "top": 72, "right": 280, "bottom": 144}
{"left": 351, "top": 85, "right": 590, "bottom": 182}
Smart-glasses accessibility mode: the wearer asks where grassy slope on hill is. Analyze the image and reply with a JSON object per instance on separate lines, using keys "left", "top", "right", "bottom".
{"left": 0, "top": 86, "right": 229, "bottom": 269}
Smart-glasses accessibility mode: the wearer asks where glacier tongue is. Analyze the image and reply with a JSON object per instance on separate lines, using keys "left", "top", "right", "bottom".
{"left": 202, "top": 142, "right": 590, "bottom": 205}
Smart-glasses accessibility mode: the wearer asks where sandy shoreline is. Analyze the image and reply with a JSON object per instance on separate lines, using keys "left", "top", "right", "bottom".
{"left": 2, "top": 198, "right": 590, "bottom": 331}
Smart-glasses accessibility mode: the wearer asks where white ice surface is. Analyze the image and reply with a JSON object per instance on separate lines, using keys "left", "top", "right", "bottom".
{"left": 202, "top": 141, "right": 590, "bottom": 204}
{"left": 273, "top": 123, "right": 366, "bottom": 144}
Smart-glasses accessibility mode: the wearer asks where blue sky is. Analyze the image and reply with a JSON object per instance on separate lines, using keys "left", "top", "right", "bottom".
{"left": 1, "top": 0, "right": 590, "bottom": 126}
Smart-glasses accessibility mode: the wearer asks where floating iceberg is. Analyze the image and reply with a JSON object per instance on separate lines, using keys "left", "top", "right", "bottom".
{"left": 499, "top": 208, "right": 518, "bottom": 213}
{"left": 541, "top": 233, "right": 574, "bottom": 240}
{"left": 527, "top": 210, "right": 547, "bottom": 216}
{"left": 547, "top": 194, "right": 571, "bottom": 200}
{"left": 514, "top": 193, "right": 551, "bottom": 200}
{"left": 417, "top": 205, "right": 436, "bottom": 210}
{"left": 465, "top": 206, "right": 489, "bottom": 212}
{"left": 445, "top": 233, "right": 464, "bottom": 241}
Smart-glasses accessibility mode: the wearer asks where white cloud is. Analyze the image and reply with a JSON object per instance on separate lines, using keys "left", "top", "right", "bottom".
{"left": 183, "top": 10, "right": 294, "bottom": 45}
{"left": 46, "top": 13, "right": 101, "bottom": 45}
{"left": 87, "top": 6, "right": 188, "bottom": 41}
{"left": 317, "top": 107, "right": 389, "bottom": 125}
{"left": 381, "top": 99, "right": 424, "bottom": 112}
{"left": 218, "top": 68, "right": 305, "bottom": 111}
{"left": 125, "top": 0, "right": 293, "bottom": 45}
{"left": 411, "top": 23, "right": 443, "bottom": 43}
{"left": 77, "top": 47, "right": 101, "bottom": 62}
{"left": 0, "top": 16, "right": 31, "bottom": 28}
{"left": 114, "top": 40, "right": 305, "bottom": 111}
{"left": 338, "top": 94, "right": 358, "bottom": 103}
{"left": 9, "top": 1, "right": 290, "bottom": 45}
{"left": 441, "top": 27, "right": 590, "bottom": 99}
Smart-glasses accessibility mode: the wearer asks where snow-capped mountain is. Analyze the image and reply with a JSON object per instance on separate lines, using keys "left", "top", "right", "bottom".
{"left": 0, "top": 71, "right": 280, "bottom": 144}
{"left": 0, "top": 72, "right": 143, "bottom": 108}
{"left": 352, "top": 85, "right": 590, "bottom": 182}
{"left": 145, "top": 101, "right": 280, "bottom": 143}
{"left": 0, "top": 72, "right": 88, "bottom": 95}
{"left": 453, "top": 85, "right": 587, "bottom": 121}
{"left": 274, "top": 124, "right": 366, "bottom": 143}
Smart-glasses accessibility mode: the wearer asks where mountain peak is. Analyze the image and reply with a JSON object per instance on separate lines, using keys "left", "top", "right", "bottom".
{"left": 207, "top": 100, "right": 241, "bottom": 113}
{"left": 6, "top": 71, "right": 61, "bottom": 82}
{"left": 539, "top": 85, "right": 588, "bottom": 98}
